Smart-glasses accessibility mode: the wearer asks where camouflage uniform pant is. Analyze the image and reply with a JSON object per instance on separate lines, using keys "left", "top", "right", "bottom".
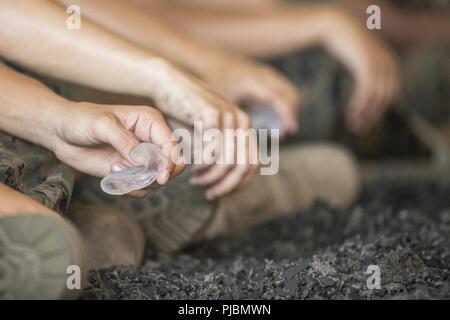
{"left": 0, "top": 133, "right": 74, "bottom": 214}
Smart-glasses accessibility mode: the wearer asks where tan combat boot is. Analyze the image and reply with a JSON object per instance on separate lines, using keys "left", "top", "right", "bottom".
{"left": 0, "top": 214, "right": 86, "bottom": 300}
{"left": 72, "top": 172, "right": 216, "bottom": 253}
{"left": 202, "top": 144, "right": 361, "bottom": 240}
{"left": 67, "top": 202, "right": 145, "bottom": 270}
{"left": 72, "top": 144, "right": 360, "bottom": 253}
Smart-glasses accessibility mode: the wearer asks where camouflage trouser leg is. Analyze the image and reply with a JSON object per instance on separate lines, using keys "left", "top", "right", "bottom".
{"left": 268, "top": 43, "right": 450, "bottom": 146}
{"left": 269, "top": 48, "right": 350, "bottom": 141}
{"left": 0, "top": 132, "right": 74, "bottom": 214}
{"left": 400, "top": 44, "right": 450, "bottom": 124}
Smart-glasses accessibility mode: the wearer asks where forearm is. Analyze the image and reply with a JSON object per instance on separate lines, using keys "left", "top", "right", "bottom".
{"left": 0, "top": 64, "right": 66, "bottom": 151}
{"left": 134, "top": 3, "right": 344, "bottom": 58}
{"left": 0, "top": 0, "right": 171, "bottom": 100}
{"left": 54, "top": 0, "right": 240, "bottom": 79}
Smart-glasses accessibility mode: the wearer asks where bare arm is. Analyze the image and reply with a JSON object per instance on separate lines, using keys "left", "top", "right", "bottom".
{"left": 54, "top": 0, "right": 238, "bottom": 84}
{"left": 128, "top": 1, "right": 335, "bottom": 58}
{"left": 136, "top": 1, "right": 399, "bottom": 134}
{"left": 0, "top": 0, "right": 259, "bottom": 199}
{"left": 0, "top": 0, "right": 166, "bottom": 100}
{"left": 54, "top": 0, "right": 300, "bottom": 133}
{"left": 0, "top": 0, "right": 237, "bottom": 128}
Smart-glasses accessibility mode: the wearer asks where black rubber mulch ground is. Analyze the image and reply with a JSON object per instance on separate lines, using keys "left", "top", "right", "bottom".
{"left": 81, "top": 180, "right": 450, "bottom": 300}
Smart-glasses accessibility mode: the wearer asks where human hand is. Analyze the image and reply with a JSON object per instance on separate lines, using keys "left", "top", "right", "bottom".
{"left": 204, "top": 56, "right": 301, "bottom": 135}
{"left": 325, "top": 10, "right": 400, "bottom": 135}
{"left": 49, "top": 102, "right": 184, "bottom": 198}
{"left": 140, "top": 64, "right": 260, "bottom": 199}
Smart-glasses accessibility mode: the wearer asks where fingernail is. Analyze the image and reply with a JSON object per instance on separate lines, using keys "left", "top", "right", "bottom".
{"left": 111, "top": 163, "right": 125, "bottom": 172}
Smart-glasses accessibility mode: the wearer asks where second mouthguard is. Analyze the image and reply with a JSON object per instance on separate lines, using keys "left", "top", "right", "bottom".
{"left": 247, "top": 106, "right": 286, "bottom": 135}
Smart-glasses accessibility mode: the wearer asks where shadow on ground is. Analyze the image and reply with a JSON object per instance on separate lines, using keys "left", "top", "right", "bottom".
{"left": 81, "top": 180, "right": 450, "bottom": 300}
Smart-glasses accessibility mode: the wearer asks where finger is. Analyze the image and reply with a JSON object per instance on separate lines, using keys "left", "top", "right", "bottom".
{"left": 385, "top": 60, "right": 401, "bottom": 106}
{"left": 192, "top": 163, "right": 212, "bottom": 172}
{"left": 205, "top": 112, "right": 258, "bottom": 197}
{"left": 93, "top": 115, "right": 140, "bottom": 164}
{"left": 236, "top": 163, "right": 258, "bottom": 192}
{"left": 235, "top": 109, "right": 259, "bottom": 172}
{"left": 191, "top": 110, "right": 237, "bottom": 186}
{"left": 190, "top": 163, "right": 234, "bottom": 186}
{"left": 244, "top": 78, "right": 299, "bottom": 134}
{"left": 362, "top": 59, "right": 398, "bottom": 133}
{"left": 171, "top": 150, "right": 186, "bottom": 178}
{"left": 133, "top": 109, "right": 181, "bottom": 180}
{"left": 205, "top": 164, "right": 250, "bottom": 200}
{"left": 360, "top": 72, "right": 387, "bottom": 133}
{"left": 347, "top": 79, "right": 372, "bottom": 134}
{"left": 131, "top": 108, "right": 175, "bottom": 147}
{"left": 60, "top": 144, "right": 125, "bottom": 177}
{"left": 156, "top": 143, "right": 186, "bottom": 185}
{"left": 268, "top": 94, "right": 299, "bottom": 134}
{"left": 272, "top": 75, "right": 301, "bottom": 114}
{"left": 159, "top": 140, "right": 181, "bottom": 182}
{"left": 156, "top": 169, "right": 171, "bottom": 186}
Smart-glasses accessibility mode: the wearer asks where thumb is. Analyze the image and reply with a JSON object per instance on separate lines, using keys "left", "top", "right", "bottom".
{"left": 94, "top": 115, "right": 140, "bottom": 164}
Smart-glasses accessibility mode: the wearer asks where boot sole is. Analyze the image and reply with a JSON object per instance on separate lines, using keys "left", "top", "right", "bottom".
{"left": 0, "top": 214, "right": 84, "bottom": 300}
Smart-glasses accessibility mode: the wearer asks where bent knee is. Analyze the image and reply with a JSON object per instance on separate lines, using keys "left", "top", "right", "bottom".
{"left": 283, "top": 144, "right": 362, "bottom": 209}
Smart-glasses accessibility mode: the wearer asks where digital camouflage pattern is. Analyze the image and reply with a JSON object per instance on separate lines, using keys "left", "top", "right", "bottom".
{"left": 0, "top": 132, "right": 74, "bottom": 214}
{"left": 270, "top": 49, "right": 350, "bottom": 141}
{"left": 401, "top": 44, "right": 450, "bottom": 124}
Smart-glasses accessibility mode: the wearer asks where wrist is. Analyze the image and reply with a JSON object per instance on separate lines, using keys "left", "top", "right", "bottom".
{"left": 39, "top": 99, "right": 74, "bottom": 153}
{"left": 202, "top": 54, "right": 236, "bottom": 82}
{"left": 197, "top": 50, "right": 239, "bottom": 79}
{"left": 319, "top": 6, "right": 358, "bottom": 49}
